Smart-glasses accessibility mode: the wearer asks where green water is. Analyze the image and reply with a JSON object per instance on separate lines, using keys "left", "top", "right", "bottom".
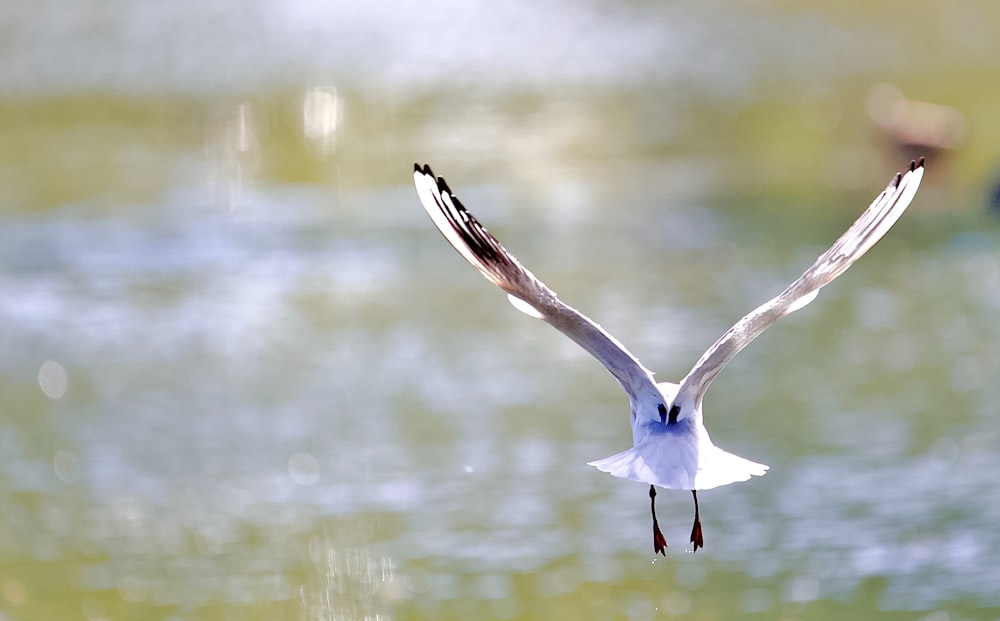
{"left": 2, "top": 2, "right": 1000, "bottom": 620}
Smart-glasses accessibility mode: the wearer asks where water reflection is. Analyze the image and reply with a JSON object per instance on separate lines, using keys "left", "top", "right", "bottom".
{"left": 1, "top": 173, "right": 997, "bottom": 618}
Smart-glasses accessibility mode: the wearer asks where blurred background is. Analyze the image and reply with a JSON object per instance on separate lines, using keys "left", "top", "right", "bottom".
{"left": 2, "top": 1, "right": 1000, "bottom": 619}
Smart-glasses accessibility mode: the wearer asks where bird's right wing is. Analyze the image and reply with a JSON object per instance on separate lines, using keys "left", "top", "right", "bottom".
{"left": 673, "top": 158, "right": 925, "bottom": 412}
{"left": 413, "top": 163, "right": 658, "bottom": 400}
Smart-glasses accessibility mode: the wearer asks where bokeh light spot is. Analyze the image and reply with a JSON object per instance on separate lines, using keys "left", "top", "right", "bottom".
{"left": 289, "top": 452, "right": 320, "bottom": 486}
{"left": 38, "top": 359, "right": 68, "bottom": 399}
{"left": 303, "top": 87, "right": 343, "bottom": 155}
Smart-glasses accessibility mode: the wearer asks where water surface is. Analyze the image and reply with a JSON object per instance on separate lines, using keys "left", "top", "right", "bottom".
{"left": 2, "top": 1, "right": 1000, "bottom": 619}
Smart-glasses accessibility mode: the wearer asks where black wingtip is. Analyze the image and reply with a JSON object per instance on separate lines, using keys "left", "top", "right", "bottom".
{"left": 414, "top": 162, "right": 456, "bottom": 198}
{"left": 413, "top": 163, "right": 435, "bottom": 179}
{"left": 890, "top": 157, "right": 924, "bottom": 188}
{"left": 437, "top": 175, "right": 453, "bottom": 196}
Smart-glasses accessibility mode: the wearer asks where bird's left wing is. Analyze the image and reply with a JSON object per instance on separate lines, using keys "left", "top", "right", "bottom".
{"left": 413, "top": 163, "right": 658, "bottom": 400}
{"left": 673, "top": 158, "right": 925, "bottom": 411}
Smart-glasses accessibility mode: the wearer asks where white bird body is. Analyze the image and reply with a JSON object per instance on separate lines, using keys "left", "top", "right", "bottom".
{"left": 591, "top": 380, "right": 768, "bottom": 492}
{"left": 413, "top": 158, "right": 925, "bottom": 552}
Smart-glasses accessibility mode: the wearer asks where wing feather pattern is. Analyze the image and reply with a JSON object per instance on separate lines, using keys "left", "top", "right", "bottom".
{"left": 674, "top": 158, "right": 925, "bottom": 410}
{"left": 413, "top": 163, "right": 657, "bottom": 399}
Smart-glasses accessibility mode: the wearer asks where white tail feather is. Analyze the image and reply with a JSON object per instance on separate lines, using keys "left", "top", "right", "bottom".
{"left": 589, "top": 438, "right": 768, "bottom": 491}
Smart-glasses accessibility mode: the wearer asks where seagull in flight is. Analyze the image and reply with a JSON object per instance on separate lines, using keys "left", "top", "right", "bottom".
{"left": 412, "top": 158, "right": 925, "bottom": 554}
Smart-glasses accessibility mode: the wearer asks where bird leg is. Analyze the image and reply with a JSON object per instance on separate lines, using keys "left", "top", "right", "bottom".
{"left": 690, "top": 490, "right": 704, "bottom": 552}
{"left": 650, "top": 485, "right": 667, "bottom": 555}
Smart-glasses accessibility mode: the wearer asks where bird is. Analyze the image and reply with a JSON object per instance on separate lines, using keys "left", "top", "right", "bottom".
{"left": 412, "top": 157, "right": 925, "bottom": 554}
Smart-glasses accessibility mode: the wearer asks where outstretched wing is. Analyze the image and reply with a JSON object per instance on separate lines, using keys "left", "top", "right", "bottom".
{"left": 674, "top": 158, "right": 925, "bottom": 411}
{"left": 413, "top": 163, "right": 658, "bottom": 400}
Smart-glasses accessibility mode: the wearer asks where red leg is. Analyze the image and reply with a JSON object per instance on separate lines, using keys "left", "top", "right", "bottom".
{"left": 650, "top": 485, "right": 667, "bottom": 555}
{"left": 689, "top": 490, "right": 704, "bottom": 552}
